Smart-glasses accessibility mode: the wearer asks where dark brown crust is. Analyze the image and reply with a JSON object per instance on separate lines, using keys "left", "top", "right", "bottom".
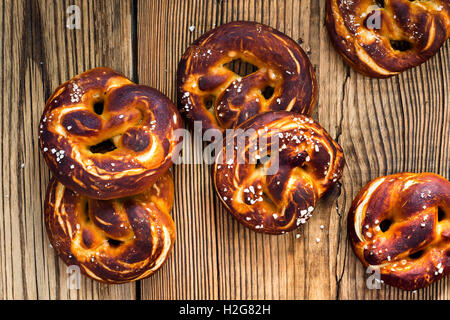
{"left": 348, "top": 172, "right": 450, "bottom": 290}
{"left": 39, "top": 67, "right": 183, "bottom": 199}
{"left": 177, "top": 21, "right": 318, "bottom": 132}
{"left": 44, "top": 171, "right": 175, "bottom": 284}
{"left": 212, "top": 111, "right": 345, "bottom": 234}
{"left": 325, "top": 0, "right": 450, "bottom": 78}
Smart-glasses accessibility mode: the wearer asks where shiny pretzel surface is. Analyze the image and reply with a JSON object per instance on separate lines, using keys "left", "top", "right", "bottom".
{"left": 326, "top": 0, "right": 450, "bottom": 77}
{"left": 177, "top": 21, "right": 318, "bottom": 132}
{"left": 213, "top": 111, "right": 345, "bottom": 234}
{"left": 45, "top": 171, "right": 175, "bottom": 284}
{"left": 39, "top": 67, "right": 183, "bottom": 199}
{"left": 348, "top": 172, "right": 450, "bottom": 290}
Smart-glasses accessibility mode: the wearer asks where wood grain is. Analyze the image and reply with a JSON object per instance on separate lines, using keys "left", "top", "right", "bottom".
{"left": 137, "top": 0, "right": 221, "bottom": 300}
{"left": 0, "top": 0, "right": 135, "bottom": 299}
{"left": 137, "top": 0, "right": 449, "bottom": 300}
{"left": 0, "top": 0, "right": 448, "bottom": 300}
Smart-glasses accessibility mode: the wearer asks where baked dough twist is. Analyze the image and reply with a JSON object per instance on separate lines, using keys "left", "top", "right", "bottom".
{"left": 177, "top": 21, "right": 318, "bottom": 132}
{"left": 39, "top": 67, "right": 183, "bottom": 199}
{"left": 45, "top": 171, "right": 175, "bottom": 284}
{"left": 326, "top": 0, "right": 450, "bottom": 77}
{"left": 348, "top": 172, "right": 450, "bottom": 290}
{"left": 213, "top": 111, "right": 345, "bottom": 234}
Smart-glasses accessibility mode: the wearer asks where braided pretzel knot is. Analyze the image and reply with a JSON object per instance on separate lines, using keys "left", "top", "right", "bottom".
{"left": 45, "top": 171, "right": 175, "bottom": 284}
{"left": 213, "top": 112, "right": 345, "bottom": 234}
{"left": 348, "top": 173, "right": 450, "bottom": 290}
{"left": 177, "top": 21, "right": 318, "bottom": 132}
{"left": 326, "top": 0, "right": 450, "bottom": 77}
{"left": 39, "top": 67, "right": 183, "bottom": 199}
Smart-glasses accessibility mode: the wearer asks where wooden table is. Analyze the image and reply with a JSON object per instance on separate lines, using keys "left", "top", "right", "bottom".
{"left": 1, "top": 0, "right": 448, "bottom": 300}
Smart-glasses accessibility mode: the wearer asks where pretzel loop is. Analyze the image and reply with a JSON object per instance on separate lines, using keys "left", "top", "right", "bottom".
{"left": 326, "top": 0, "right": 450, "bottom": 77}
{"left": 348, "top": 173, "right": 450, "bottom": 290}
{"left": 213, "top": 111, "right": 345, "bottom": 234}
{"left": 178, "top": 21, "right": 318, "bottom": 132}
{"left": 39, "top": 68, "right": 183, "bottom": 199}
{"left": 45, "top": 172, "right": 175, "bottom": 284}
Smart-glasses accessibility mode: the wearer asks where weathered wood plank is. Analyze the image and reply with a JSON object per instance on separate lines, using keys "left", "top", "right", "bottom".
{"left": 137, "top": 0, "right": 221, "bottom": 300}
{"left": 334, "top": 42, "right": 450, "bottom": 300}
{"left": 137, "top": 0, "right": 448, "bottom": 300}
{"left": 0, "top": 0, "right": 136, "bottom": 299}
{"left": 1, "top": 0, "right": 448, "bottom": 300}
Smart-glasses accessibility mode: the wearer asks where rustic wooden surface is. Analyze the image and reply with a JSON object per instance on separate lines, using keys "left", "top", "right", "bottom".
{"left": 0, "top": 0, "right": 448, "bottom": 300}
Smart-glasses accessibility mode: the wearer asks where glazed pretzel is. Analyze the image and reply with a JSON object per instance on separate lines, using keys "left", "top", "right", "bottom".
{"left": 326, "top": 0, "right": 450, "bottom": 77}
{"left": 45, "top": 171, "right": 175, "bottom": 284}
{"left": 39, "top": 67, "right": 183, "bottom": 199}
{"left": 348, "top": 173, "right": 450, "bottom": 290}
{"left": 177, "top": 21, "right": 318, "bottom": 132}
{"left": 213, "top": 111, "right": 345, "bottom": 234}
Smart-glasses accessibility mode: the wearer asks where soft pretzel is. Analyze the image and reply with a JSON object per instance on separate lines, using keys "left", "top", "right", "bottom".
{"left": 348, "top": 173, "right": 450, "bottom": 290}
{"left": 39, "top": 67, "right": 183, "bottom": 199}
{"left": 177, "top": 21, "right": 318, "bottom": 132}
{"left": 212, "top": 111, "right": 345, "bottom": 234}
{"left": 326, "top": 0, "right": 450, "bottom": 77}
{"left": 44, "top": 171, "right": 175, "bottom": 284}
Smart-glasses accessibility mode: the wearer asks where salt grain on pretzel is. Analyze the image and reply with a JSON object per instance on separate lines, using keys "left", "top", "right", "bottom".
{"left": 348, "top": 172, "right": 450, "bottom": 290}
